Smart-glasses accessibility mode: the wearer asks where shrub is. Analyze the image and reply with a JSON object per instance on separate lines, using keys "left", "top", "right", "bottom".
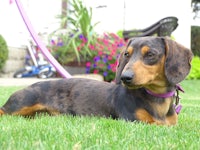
{"left": 187, "top": 56, "right": 200, "bottom": 80}
{"left": 191, "top": 26, "right": 200, "bottom": 57}
{"left": 0, "top": 35, "right": 8, "bottom": 70}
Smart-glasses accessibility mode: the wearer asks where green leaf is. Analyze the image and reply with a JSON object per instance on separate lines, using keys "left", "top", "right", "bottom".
{"left": 71, "top": 40, "right": 81, "bottom": 63}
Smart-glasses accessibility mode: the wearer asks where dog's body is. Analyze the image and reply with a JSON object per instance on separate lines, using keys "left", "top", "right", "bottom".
{"left": 0, "top": 79, "right": 158, "bottom": 121}
{"left": 0, "top": 37, "right": 193, "bottom": 125}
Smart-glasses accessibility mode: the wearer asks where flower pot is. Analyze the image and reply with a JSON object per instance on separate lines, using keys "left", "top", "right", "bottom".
{"left": 64, "top": 61, "right": 86, "bottom": 75}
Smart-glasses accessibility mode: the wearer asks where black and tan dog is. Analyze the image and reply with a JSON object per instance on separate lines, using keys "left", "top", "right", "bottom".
{"left": 0, "top": 37, "right": 193, "bottom": 125}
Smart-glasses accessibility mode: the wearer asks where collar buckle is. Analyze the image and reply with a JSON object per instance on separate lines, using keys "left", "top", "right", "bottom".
{"left": 174, "top": 84, "right": 184, "bottom": 114}
{"left": 145, "top": 84, "right": 184, "bottom": 114}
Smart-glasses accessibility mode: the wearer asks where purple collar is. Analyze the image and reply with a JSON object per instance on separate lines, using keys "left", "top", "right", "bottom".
{"left": 145, "top": 84, "right": 184, "bottom": 114}
{"left": 145, "top": 89, "right": 175, "bottom": 98}
{"left": 145, "top": 84, "right": 184, "bottom": 98}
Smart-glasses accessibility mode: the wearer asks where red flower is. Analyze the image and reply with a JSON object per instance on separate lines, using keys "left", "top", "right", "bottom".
{"left": 93, "top": 70, "right": 99, "bottom": 74}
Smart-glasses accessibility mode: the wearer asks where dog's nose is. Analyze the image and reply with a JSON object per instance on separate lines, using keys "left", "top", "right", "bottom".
{"left": 121, "top": 70, "right": 134, "bottom": 84}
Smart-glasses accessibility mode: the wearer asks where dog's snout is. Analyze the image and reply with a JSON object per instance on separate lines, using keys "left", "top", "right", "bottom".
{"left": 121, "top": 70, "right": 134, "bottom": 84}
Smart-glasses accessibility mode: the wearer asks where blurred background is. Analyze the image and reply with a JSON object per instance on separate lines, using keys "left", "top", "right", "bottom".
{"left": 0, "top": 0, "right": 199, "bottom": 81}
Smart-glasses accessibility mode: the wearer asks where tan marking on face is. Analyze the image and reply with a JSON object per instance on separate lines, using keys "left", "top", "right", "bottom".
{"left": 141, "top": 46, "right": 150, "bottom": 56}
{"left": 13, "top": 104, "right": 60, "bottom": 116}
{"left": 131, "top": 55, "right": 167, "bottom": 93}
{"left": 127, "top": 46, "right": 134, "bottom": 56}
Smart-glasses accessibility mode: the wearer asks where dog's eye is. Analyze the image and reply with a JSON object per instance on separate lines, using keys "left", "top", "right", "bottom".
{"left": 144, "top": 51, "right": 159, "bottom": 65}
{"left": 124, "top": 51, "right": 129, "bottom": 57}
{"left": 145, "top": 52, "right": 155, "bottom": 59}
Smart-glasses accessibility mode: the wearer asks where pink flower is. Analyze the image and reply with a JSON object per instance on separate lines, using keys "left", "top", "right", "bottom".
{"left": 111, "top": 50, "right": 116, "bottom": 56}
{"left": 89, "top": 44, "right": 95, "bottom": 50}
{"left": 98, "top": 51, "right": 103, "bottom": 56}
{"left": 86, "top": 62, "right": 91, "bottom": 67}
{"left": 80, "top": 43, "right": 85, "bottom": 47}
{"left": 108, "top": 55, "right": 113, "bottom": 60}
{"left": 100, "top": 45, "right": 104, "bottom": 49}
{"left": 112, "top": 67, "right": 116, "bottom": 72}
{"left": 107, "top": 47, "right": 111, "bottom": 51}
{"left": 103, "top": 39, "right": 109, "bottom": 45}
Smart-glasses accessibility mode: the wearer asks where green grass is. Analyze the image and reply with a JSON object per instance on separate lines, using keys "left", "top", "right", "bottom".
{"left": 0, "top": 80, "right": 200, "bottom": 150}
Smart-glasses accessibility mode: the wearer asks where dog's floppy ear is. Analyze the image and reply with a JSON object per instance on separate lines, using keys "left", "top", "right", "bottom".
{"left": 115, "top": 49, "right": 127, "bottom": 84}
{"left": 115, "top": 38, "right": 134, "bottom": 84}
{"left": 162, "top": 37, "right": 193, "bottom": 84}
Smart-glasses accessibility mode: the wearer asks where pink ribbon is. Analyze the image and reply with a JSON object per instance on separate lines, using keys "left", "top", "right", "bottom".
{"left": 14, "top": 0, "right": 72, "bottom": 78}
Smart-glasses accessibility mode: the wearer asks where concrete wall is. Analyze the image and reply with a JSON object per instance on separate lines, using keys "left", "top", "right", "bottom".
{"left": 0, "top": 47, "right": 26, "bottom": 77}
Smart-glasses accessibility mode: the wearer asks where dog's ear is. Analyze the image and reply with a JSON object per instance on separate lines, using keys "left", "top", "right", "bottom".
{"left": 115, "top": 49, "right": 127, "bottom": 84}
{"left": 115, "top": 38, "right": 133, "bottom": 84}
{"left": 162, "top": 37, "right": 193, "bottom": 84}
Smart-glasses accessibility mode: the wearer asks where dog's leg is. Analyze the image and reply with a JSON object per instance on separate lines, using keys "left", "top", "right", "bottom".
{"left": 165, "top": 113, "right": 178, "bottom": 125}
{"left": 135, "top": 108, "right": 177, "bottom": 125}
{"left": 0, "top": 109, "right": 4, "bottom": 115}
{"left": 0, "top": 88, "right": 60, "bottom": 117}
{"left": 11, "top": 104, "right": 60, "bottom": 116}
{"left": 135, "top": 109, "right": 159, "bottom": 124}
{"left": 0, "top": 103, "right": 60, "bottom": 117}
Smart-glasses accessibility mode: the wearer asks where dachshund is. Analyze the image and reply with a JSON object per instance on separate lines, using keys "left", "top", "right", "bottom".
{"left": 0, "top": 37, "right": 193, "bottom": 125}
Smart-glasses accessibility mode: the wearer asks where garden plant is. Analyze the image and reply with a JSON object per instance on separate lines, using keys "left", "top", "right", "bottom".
{"left": 0, "top": 34, "right": 8, "bottom": 71}
{"left": 50, "top": 0, "right": 99, "bottom": 65}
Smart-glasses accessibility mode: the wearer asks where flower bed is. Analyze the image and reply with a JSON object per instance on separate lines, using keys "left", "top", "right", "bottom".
{"left": 50, "top": 32, "right": 126, "bottom": 81}
{"left": 85, "top": 33, "right": 126, "bottom": 82}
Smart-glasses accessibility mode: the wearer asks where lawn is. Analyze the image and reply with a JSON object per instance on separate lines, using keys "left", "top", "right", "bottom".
{"left": 0, "top": 80, "right": 200, "bottom": 150}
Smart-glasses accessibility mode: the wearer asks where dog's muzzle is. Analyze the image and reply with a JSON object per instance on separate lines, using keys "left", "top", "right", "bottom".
{"left": 121, "top": 70, "right": 134, "bottom": 85}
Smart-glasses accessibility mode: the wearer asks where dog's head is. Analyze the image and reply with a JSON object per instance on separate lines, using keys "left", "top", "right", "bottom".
{"left": 115, "top": 37, "right": 193, "bottom": 91}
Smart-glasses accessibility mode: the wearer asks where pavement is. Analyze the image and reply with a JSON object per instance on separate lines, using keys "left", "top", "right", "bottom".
{"left": 0, "top": 74, "right": 104, "bottom": 86}
{"left": 0, "top": 78, "right": 60, "bottom": 86}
